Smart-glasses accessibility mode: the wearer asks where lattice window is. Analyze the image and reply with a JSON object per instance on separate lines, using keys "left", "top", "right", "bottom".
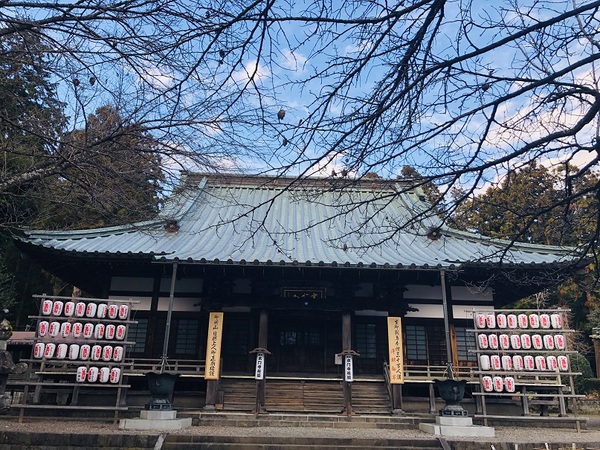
{"left": 356, "top": 323, "right": 377, "bottom": 358}
{"left": 405, "top": 324, "right": 427, "bottom": 362}
{"left": 454, "top": 326, "right": 477, "bottom": 362}
{"left": 175, "top": 318, "right": 199, "bottom": 355}
{"left": 128, "top": 317, "right": 148, "bottom": 354}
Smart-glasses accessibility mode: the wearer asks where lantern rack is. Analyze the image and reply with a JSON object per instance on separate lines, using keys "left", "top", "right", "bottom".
{"left": 13, "top": 295, "right": 137, "bottom": 424}
{"left": 468, "top": 308, "right": 585, "bottom": 428}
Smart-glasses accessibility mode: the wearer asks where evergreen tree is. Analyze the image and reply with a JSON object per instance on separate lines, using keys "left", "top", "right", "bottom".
{"left": 34, "top": 106, "right": 164, "bottom": 229}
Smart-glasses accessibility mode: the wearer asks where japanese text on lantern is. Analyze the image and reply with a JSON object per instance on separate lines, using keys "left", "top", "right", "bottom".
{"left": 387, "top": 317, "right": 405, "bottom": 384}
{"left": 204, "top": 312, "right": 224, "bottom": 380}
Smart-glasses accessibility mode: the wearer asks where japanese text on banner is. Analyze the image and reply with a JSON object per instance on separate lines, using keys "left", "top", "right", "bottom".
{"left": 204, "top": 312, "right": 224, "bottom": 380}
{"left": 387, "top": 317, "right": 404, "bottom": 384}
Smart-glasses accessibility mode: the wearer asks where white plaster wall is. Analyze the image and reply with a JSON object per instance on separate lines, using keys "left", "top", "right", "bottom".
{"left": 109, "top": 295, "right": 152, "bottom": 311}
{"left": 452, "top": 305, "right": 494, "bottom": 319}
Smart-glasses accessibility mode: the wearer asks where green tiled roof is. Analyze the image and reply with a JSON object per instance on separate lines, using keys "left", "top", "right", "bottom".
{"left": 18, "top": 174, "right": 578, "bottom": 269}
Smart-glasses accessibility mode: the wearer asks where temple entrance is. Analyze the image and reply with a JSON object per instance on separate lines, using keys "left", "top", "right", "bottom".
{"left": 268, "top": 314, "right": 340, "bottom": 374}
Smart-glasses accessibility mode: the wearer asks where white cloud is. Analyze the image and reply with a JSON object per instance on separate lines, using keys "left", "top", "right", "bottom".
{"left": 138, "top": 65, "right": 175, "bottom": 89}
{"left": 279, "top": 49, "right": 308, "bottom": 72}
{"left": 232, "top": 60, "right": 271, "bottom": 85}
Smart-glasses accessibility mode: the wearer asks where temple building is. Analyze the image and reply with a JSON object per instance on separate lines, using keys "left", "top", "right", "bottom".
{"left": 14, "top": 173, "right": 581, "bottom": 412}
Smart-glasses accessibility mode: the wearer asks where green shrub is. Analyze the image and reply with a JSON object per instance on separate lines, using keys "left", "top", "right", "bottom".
{"left": 570, "top": 353, "right": 594, "bottom": 394}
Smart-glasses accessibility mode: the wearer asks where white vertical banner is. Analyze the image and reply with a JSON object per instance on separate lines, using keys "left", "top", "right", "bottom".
{"left": 255, "top": 352, "right": 265, "bottom": 380}
{"left": 344, "top": 354, "right": 354, "bottom": 382}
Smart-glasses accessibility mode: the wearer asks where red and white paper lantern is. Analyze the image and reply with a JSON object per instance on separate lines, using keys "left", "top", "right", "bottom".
{"left": 490, "top": 355, "right": 501, "bottom": 370}
{"left": 512, "top": 355, "right": 524, "bottom": 371}
{"left": 543, "top": 334, "right": 555, "bottom": 350}
{"left": 99, "top": 367, "right": 110, "bottom": 383}
{"left": 485, "top": 314, "right": 496, "bottom": 329}
{"left": 76, "top": 366, "right": 87, "bottom": 382}
{"left": 499, "top": 334, "right": 510, "bottom": 350}
{"left": 48, "top": 321, "right": 60, "bottom": 338}
{"left": 118, "top": 304, "right": 129, "bottom": 320}
{"left": 72, "top": 322, "right": 83, "bottom": 338}
{"left": 507, "top": 314, "right": 518, "bottom": 329}
{"left": 60, "top": 322, "right": 71, "bottom": 338}
{"left": 520, "top": 334, "right": 532, "bottom": 349}
{"left": 52, "top": 301, "right": 63, "bottom": 316}
{"left": 496, "top": 314, "right": 507, "bottom": 329}
{"left": 558, "top": 355, "right": 569, "bottom": 371}
{"left": 38, "top": 321, "right": 49, "bottom": 337}
{"left": 75, "top": 302, "right": 86, "bottom": 317}
{"left": 535, "top": 355, "right": 547, "bottom": 371}
{"left": 96, "top": 303, "right": 108, "bottom": 319}
{"left": 110, "top": 367, "right": 121, "bottom": 384}
{"left": 80, "top": 344, "right": 91, "bottom": 360}
{"left": 505, "top": 376, "right": 516, "bottom": 393}
{"left": 518, "top": 314, "right": 529, "bottom": 328}
{"left": 102, "top": 345, "right": 113, "bottom": 361}
{"left": 482, "top": 376, "right": 493, "bottom": 392}
{"left": 68, "top": 344, "right": 80, "bottom": 360}
{"left": 547, "top": 355, "right": 558, "bottom": 371}
{"left": 85, "top": 302, "right": 97, "bottom": 318}
{"left": 532, "top": 334, "right": 543, "bottom": 350}
{"left": 476, "top": 313, "right": 486, "bottom": 328}
{"left": 33, "top": 343, "right": 45, "bottom": 359}
{"left": 510, "top": 334, "right": 522, "bottom": 350}
{"left": 115, "top": 325, "right": 126, "bottom": 340}
{"left": 105, "top": 324, "right": 116, "bottom": 340}
{"left": 83, "top": 323, "right": 94, "bottom": 339}
{"left": 493, "top": 376, "right": 504, "bottom": 392}
{"left": 501, "top": 355, "right": 513, "bottom": 371}
{"left": 488, "top": 334, "right": 499, "bottom": 349}
{"left": 64, "top": 301, "right": 75, "bottom": 317}
{"left": 87, "top": 366, "right": 99, "bottom": 382}
{"left": 113, "top": 346, "right": 124, "bottom": 362}
{"left": 91, "top": 345, "right": 102, "bottom": 361}
{"left": 44, "top": 342, "right": 56, "bottom": 358}
{"left": 94, "top": 323, "right": 105, "bottom": 340}
{"left": 554, "top": 334, "right": 566, "bottom": 350}
{"left": 551, "top": 313, "right": 563, "bottom": 329}
{"left": 529, "top": 314, "right": 540, "bottom": 329}
{"left": 56, "top": 343, "right": 68, "bottom": 359}
{"left": 41, "top": 299, "right": 53, "bottom": 315}
{"left": 108, "top": 304, "right": 118, "bottom": 319}
{"left": 539, "top": 314, "right": 551, "bottom": 329}
{"left": 524, "top": 355, "right": 535, "bottom": 370}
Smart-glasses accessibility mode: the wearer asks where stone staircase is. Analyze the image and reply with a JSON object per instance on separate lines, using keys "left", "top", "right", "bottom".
{"left": 161, "top": 434, "right": 445, "bottom": 449}
{"left": 219, "top": 378, "right": 391, "bottom": 414}
{"left": 162, "top": 412, "right": 443, "bottom": 449}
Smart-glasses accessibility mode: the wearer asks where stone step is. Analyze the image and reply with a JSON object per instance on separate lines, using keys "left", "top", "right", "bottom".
{"left": 196, "top": 412, "right": 435, "bottom": 429}
{"left": 162, "top": 434, "right": 443, "bottom": 450}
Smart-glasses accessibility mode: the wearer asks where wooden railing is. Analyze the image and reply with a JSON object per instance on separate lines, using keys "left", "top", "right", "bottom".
{"left": 121, "top": 358, "right": 206, "bottom": 377}
{"left": 401, "top": 364, "right": 476, "bottom": 382}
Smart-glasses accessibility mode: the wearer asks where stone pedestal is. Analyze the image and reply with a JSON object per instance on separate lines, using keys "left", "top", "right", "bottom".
{"left": 419, "top": 415, "right": 495, "bottom": 437}
{"left": 119, "top": 410, "right": 192, "bottom": 430}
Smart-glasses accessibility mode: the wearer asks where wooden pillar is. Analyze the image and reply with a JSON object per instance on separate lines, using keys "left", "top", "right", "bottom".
{"left": 204, "top": 380, "right": 218, "bottom": 410}
{"left": 391, "top": 384, "right": 403, "bottom": 412}
{"left": 342, "top": 312, "right": 354, "bottom": 415}
{"left": 252, "top": 309, "right": 269, "bottom": 414}
{"left": 591, "top": 329, "right": 600, "bottom": 378}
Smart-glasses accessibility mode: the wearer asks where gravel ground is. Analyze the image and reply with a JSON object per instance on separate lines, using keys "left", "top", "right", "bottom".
{"left": 2, "top": 418, "right": 600, "bottom": 445}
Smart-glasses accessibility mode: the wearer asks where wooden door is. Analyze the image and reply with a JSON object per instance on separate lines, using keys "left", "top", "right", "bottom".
{"left": 272, "top": 318, "right": 326, "bottom": 373}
